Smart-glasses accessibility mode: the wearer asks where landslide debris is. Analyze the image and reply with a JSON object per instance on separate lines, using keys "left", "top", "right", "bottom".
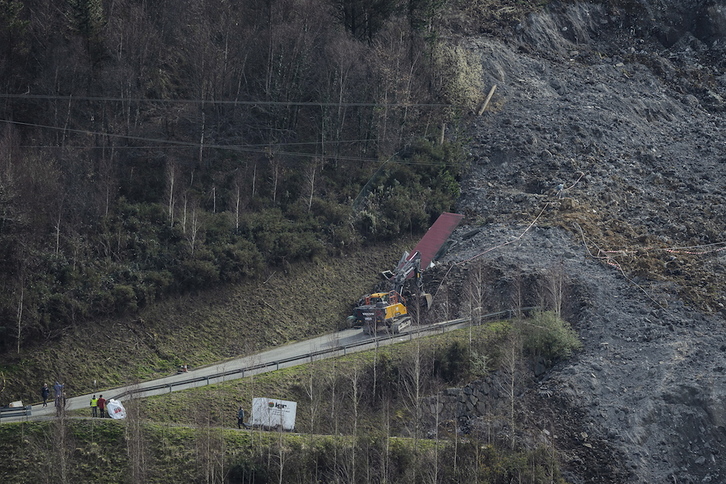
{"left": 434, "top": 2, "right": 725, "bottom": 482}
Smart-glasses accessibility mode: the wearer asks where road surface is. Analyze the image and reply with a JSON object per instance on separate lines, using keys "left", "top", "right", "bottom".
{"left": 1, "top": 323, "right": 460, "bottom": 423}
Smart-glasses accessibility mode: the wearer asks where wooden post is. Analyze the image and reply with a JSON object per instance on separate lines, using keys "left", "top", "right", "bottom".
{"left": 477, "top": 85, "right": 497, "bottom": 115}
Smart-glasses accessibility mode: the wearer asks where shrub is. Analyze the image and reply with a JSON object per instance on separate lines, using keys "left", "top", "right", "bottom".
{"left": 519, "top": 311, "right": 582, "bottom": 364}
{"left": 92, "top": 290, "right": 116, "bottom": 316}
{"left": 205, "top": 212, "right": 235, "bottom": 245}
{"left": 173, "top": 259, "right": 220, "bottom": 290}
{"left": 435, "top": 340, "right": 470, "bottom": 383}
{"left": 44, "top": 292, "right": 87, "bottom": 325}
{"left": 353, "top": 139, "right": 463, "bottom": 242}
{"left": 240, "top": 209, "right": 325, "bottom": 264}
{"left": 309, "top": 197, "right": 351, "bottom": 226}
{"left": 216, "top": 240, "right": 264, "bottom": 282}
{"left": 431, "top": 43, "right": 484, "bottom": 111}
{"left": 112, "top": 284, "right": 137, "bottom": 313}
{"left": 141, "top": 270, "right": 174, "bottom": 297}
{"left": 134, "top": 270, "right": 174, "bottom": 307}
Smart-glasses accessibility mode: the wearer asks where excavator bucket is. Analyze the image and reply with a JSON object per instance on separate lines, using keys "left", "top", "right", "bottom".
{"left": 421, "top": 292, "right": 433, "bottom": 309}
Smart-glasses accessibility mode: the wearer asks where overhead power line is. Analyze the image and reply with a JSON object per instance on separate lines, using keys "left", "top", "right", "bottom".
{"left": 3, "top": 118, "right": 381, "bottom": 162}
{"left": 0, "top": 93, "right": 451, "bottom": 108}
{"left": 2, "top": 119, "right": 460, "bottom": 167}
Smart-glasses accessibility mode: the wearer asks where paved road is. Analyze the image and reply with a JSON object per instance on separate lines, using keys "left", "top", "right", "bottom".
{"left": 1, "top": 325, "right": 444, "bottom": 423}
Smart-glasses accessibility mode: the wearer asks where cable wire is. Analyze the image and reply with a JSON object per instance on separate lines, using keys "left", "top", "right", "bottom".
{"left": 0, "top": 93, "right": 452, "bottom": 108}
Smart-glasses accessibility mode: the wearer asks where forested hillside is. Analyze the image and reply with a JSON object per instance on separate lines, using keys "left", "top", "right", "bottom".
{"left": 0, "top": 0, "right": 492, "bottom": 353}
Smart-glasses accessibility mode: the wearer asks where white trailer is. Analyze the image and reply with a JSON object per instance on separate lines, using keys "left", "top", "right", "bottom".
{"left": 250, "top": 397, "right": 297, "bottom": 431}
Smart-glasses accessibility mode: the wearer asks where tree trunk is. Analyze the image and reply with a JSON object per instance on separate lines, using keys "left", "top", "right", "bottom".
{"left": 16, "top": 286, "right": 23, "bottom": 354}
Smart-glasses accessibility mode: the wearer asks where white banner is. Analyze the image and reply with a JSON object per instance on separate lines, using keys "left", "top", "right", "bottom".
{"left": 250, "top": 397, "right": 297, "bottom": 431}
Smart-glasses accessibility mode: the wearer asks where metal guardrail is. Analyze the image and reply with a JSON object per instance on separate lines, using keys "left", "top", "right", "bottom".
{"left": 110, "top": 306, "right": 540, "bottom": 401}
{"left": 0, "top": 406, "right": 32, "bottom": 419}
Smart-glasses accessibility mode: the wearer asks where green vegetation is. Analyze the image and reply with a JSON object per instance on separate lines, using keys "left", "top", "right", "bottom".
{"left": 106, "top": 314, "right": 578, "bottom": 438}
{"left": 2, "top": 315, "right": 576, "bottom": 483}
{"left": 519, "top": 311, "right": 582, "bottom": 364}
{"left": 0, "top": 419, "right": 565, "bottom": 483}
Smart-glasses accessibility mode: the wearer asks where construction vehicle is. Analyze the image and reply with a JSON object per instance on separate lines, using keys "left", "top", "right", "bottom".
{"left": 350, "top": 212, "right": 463, "bottom": 335}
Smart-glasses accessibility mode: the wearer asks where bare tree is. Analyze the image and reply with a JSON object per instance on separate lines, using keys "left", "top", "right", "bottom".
{"left": 510, "top": 270, "right": 525, "bottom": 320}
{"left": 303, "top": 350, "right": 322, "bottom": 436}
{"left": 50, "top": 407, "right": 72, "bottom": 483}
{"left": 185, "top": 197, "right": 202, "bottom": 256}
{"left": 233, "top": 180, "right": 242, "bottom": 231}
{"left": 465, "top": 261, "right": 486, "bottom": 349}
{"left": 305, "top": 158, "right": 320, "bottom": 212}
{"left": 229, "top": 167, "right": 250, "bottom": 232}
{"left": 198, "top": 109, "right": 206, "bottom": 167}
{"left": 499, "top": 329, "right": 523, "bottom": 450}
{"left": 194, "top": 392, "right": 226, "bottom": 484}
{"left": 166, "top": 160, "right": 179, "bottom": 227}
{"left": 371, "top": 395, "right": 394, "bottom": 484}
{"left": 540, "top": 260, "right": 567, "bottom": 318}
{"left": 53, "top": 199, "right": 64, "bottom": 255}
{"left": 182, "top": 192, "right": 188, "bottom": 234}
{"left": 251, "top": 161, "right": 258, "bottom": 199}
{"left": 124, "top": 391, "right": 148, "bottom": 483}
{"left": 267, "top": 149, "right": 282, "bottom": 204}
{"left": 28, "top": 417, "right": 71, "bottom": 484}
{"left": 326, "top": 361, "right": 344, "bottom": 481}
{"left": 431, "top": 393, "right": 441, "bottom": 483}
{"left": 15, "top": 284, "right": 23, "bottom": 354}
{"left": 400, "top": 341, "right": 427, "bottom": 482}
{"left": 346, "top": 360, "right": 364, "bottom": 483}
{"left": 434, "top": 282, "right": 452, "bottom": 323}
{"left": 97, "top": 145, "right": 116, "bottom": 218}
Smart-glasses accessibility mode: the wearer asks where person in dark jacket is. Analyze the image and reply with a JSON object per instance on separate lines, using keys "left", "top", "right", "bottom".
{"left": 237, "top": 407, "right": 248, "bottom": 429}
{"left": 41, "top": 383, "right": 50, "bottom": 407}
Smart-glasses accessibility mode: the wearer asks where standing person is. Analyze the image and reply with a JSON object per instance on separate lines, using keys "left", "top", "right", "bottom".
{"left": 90, "top": 395, "right": 98, "bottom": 417}
{"left": 97, "top": 395, "right": 106, "bottom": 418}
{"left": 237, "top": 407, "right": 248, "bottom": 429}
{"left": 41, "top": 383, "right": 50, "bottom": 407}
{"left": 53, "top": 381, "right": 63, "bottom": 399}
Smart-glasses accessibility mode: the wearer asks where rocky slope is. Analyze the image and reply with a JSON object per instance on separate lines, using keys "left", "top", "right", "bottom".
{"left": 438, "top": 1, "right": 725, "bottom": 482}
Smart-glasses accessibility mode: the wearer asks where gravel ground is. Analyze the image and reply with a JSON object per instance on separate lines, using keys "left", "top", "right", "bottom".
{"left": 436, "top": 2, "right": 726, "bottom": 482}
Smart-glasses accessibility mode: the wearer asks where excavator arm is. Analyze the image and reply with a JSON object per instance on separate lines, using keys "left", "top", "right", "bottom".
{"left": 351, "top": 212, "right": 463, "bottom": 334}
{"left": 380, "top": 212, "right": 463, "bottom": 307}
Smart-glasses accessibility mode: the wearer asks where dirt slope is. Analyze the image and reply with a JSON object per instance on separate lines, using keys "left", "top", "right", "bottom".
{"left": 440, "top": 1, "right": 725, "bottom": 482}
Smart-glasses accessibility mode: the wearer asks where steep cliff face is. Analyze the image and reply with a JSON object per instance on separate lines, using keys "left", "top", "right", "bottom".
{"left": 444, "top": 1, "right": 725, "bottom": 482}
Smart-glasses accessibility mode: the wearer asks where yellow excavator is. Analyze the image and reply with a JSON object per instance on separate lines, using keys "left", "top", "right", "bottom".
{"left": 349, "top": 213, "right": 463, "bottom": 335}
{"left": 352, "top": 289, "right": 411, "bottom": 335}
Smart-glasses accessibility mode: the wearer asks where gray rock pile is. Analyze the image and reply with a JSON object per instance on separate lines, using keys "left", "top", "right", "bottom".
{"left": 435, "top": 1, "right": 726, "bottom": 482}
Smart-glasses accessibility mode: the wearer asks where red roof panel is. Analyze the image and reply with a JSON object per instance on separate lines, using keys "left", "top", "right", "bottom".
{"left": 407, "top": 212, "right": 463, "bottom": 270}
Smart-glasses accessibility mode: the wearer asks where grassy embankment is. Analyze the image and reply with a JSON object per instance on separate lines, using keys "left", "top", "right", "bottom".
{"left": 0, "top": 239, "right": 415, "bottom": 405}
{"left": 1, "top": 319, "right": 574, "bottom": 483}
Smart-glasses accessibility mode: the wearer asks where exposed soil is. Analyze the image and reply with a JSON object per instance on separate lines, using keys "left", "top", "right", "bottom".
{"left": 433, "top": 2, "right": 725, "bottom": 482}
